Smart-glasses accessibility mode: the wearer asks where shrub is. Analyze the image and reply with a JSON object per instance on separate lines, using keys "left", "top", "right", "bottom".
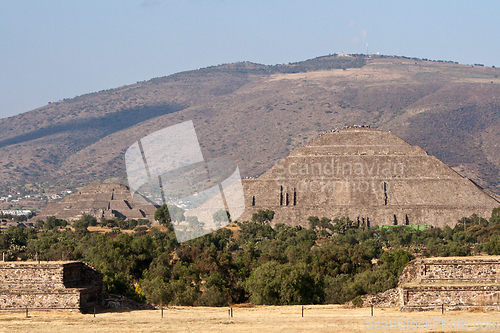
{"left": 352, "top": 295, "right": 363, "bottom": 308}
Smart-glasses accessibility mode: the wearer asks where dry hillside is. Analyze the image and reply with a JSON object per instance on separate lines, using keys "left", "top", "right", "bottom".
{"left": 0, "top": 55, "right": 499, "bottom": 200}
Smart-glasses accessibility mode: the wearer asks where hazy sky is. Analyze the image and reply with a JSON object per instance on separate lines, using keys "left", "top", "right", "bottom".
{"left": 1, "top": 0, "right": 499, "bottom": 119}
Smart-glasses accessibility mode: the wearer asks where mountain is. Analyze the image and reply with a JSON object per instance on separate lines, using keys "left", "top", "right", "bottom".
{"left": 1, "top": 54, "right": 499, "bottom": 203}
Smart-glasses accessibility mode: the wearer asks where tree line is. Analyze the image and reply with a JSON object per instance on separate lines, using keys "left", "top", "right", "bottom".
{"left": 0, "top": 208, "right": 500, "bottom": 307}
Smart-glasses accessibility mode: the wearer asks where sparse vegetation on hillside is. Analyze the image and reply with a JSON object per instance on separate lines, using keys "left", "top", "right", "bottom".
{"left": 1, "top": 55, "right": 500, "bottom": 199}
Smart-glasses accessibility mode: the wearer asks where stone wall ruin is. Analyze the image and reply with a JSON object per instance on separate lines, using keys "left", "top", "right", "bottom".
{"left": 399, "top": 256, "right": 500, "bottom": 311}
{"left": 0, "top": 261, "right": 102, "bottom": 312}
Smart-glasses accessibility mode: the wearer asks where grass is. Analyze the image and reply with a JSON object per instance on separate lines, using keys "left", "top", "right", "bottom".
{"left": 378, "top": 225, "right": 429, "bottom": 231}
{"left": 2, "top": 305, "right": 500, "bottom": 332}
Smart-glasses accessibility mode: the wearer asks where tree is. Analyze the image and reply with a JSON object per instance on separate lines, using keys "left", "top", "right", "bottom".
{"left": 80, "top": 214, "right": 97, "bottom": 227}
{"left": 483, "top": 235, "right": 500, "bottom": 255}
{"left": 35, "top": 220, "right": 45, "bottom": 230}
{"left": 13, "top": 215, "right": 28, "bottom": 222}
{"left": 213, "top": 209, "right": 230, "bottom": 229}
{"left": 319, "top": 217, "right": 334, "bottom": 231}
{"left": 307, "top": 216, "right": 320, "bottom": 229}
{"left": 308, "top": 216, "right": 334, "bottom": 232}
{"left": 155, "top": 204, "right": 185, "bottom": 226}
{"left": 155, "top": 204, "right": 171, "bottom": 226}
{"left": 491, "top": 208, "right": 500, "bottom": 224}
{"left": 251, "top": 210, "right": 275, "bottom": 225}
{"left": 168, "top": 205, "right": 185, "bottom": 225}
{"left": 187, "top": 216, "right": 204, "bottom": 231}
{"left": 72, "top": 219, "right": 89, "bottom": 233}
{"left": 378, "top": 249, "right": 414, "bottom": 275}
{"left": 72, "top": 214, "right": 97, "bottom": 230}
{"left": 333, "top": 217, "right": 355, "bottom": 235}
{"left": 245, "top": 261, "right": 324, "bottom": 305}
{"left": 45, "top": 216, "right": 68, "bottom": 230}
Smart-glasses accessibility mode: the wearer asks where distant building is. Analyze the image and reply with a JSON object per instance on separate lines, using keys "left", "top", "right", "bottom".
{"left": 0, "top": 210, "right": 32, "bottom": 216}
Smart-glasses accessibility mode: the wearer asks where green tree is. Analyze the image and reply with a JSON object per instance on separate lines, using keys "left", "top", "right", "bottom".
{"left": 154, "top": 204, "right": 171, "bottom": 226}
{"left": 483, "top": 235, "right": 500, "bottom": 255}
{"left": 139, "top": 275, "right": 170, "bottom": 305}
{"left": 80, "top": 214, "right": 98, "bottom": 227}
{"left": 491, "top": 208, "right": 500, "bottom": 224}
{"left": 333, "top": 217, "right": 355, "bottom": 235}
{"left": 45, "top": 216, "right": 68, "bottom": 230}
{"left": 72, "top": 219, "right": 89, "bottom": 234}
{"left": 307, "top": 216, "right": 320, "bottom": 229}
{"left": 187, "top": 216, "right": 204, "bottom": 231}
{"left": 378, "top": 249, "right": 414, "bottom": 275}
{"left": 245, "top": 261, "right": 324, "bottom": 305}
{"left": 213, "top": 209, "right": 230, "bottom": 229}
{"left": 35, "top": 220, "right": 45, "bottom": 230}
{"left": 251, "top": 209, "right": 275, "bottom": 225}
{"left": 168, "top": 205, "right": 185, "bottom": 225}
{"left": 155, "top": 204, "right": 185, "bottom": 226}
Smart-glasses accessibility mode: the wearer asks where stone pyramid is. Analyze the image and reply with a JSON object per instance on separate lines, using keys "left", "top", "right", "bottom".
{"left": 38, "top": 183, "right": 157, "bottom": 222}
{"left": 240, "top": 128, "right": 500, "bottom": 227}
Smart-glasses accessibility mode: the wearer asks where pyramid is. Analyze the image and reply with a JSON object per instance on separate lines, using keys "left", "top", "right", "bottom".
{"left": 240, "top": 128, "right": 500, "bottom": 227}
{"left": 37, "top": 183, "right": 157, "bottom": 222}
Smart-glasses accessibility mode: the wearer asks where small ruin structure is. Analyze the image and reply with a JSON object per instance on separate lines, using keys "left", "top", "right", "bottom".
{"left": 0, "top": 261, "right": 102, "bottom": 312}
{"left": 399, "top": 256, "right": 500, "bottom": 311}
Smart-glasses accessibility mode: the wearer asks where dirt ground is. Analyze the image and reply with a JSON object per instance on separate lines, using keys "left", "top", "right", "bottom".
{"left": 2, "top": 305, "right": 500, "bottom": 333}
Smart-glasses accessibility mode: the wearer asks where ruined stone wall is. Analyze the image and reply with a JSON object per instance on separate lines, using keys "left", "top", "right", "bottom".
{"left": 0, "top": 290, "right": 81, "bottom": 309}
{"left": 399, "top": 257, "right": 500, "bottom": 311}
{"left": 0, "top": 262, "right": 102, "bottom": 311}
{"left": 0, "top": 263, "right": 67, "bottom": 290}
{"left": 399, "top": 257, "right": 500, "bottom": 284}
{"left": 401, "top": 286, "right": 500, "bottom": 310}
